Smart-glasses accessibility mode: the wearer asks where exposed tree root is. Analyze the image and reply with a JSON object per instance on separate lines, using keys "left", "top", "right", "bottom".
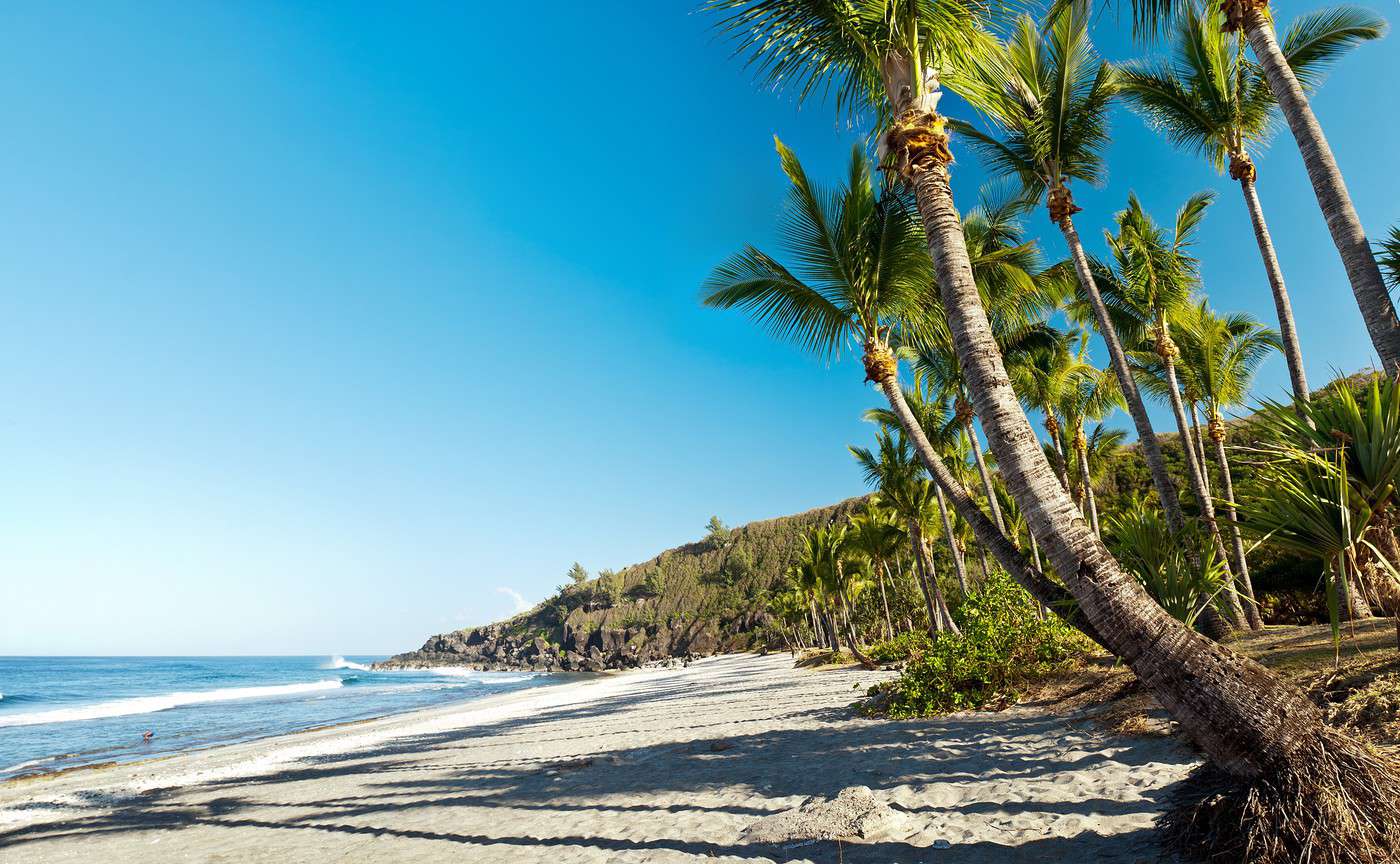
{"left": 1160, "top": 727, "right": 1400, "bottom": 863}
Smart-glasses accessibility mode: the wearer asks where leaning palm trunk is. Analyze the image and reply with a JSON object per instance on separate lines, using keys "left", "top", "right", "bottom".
{"left": 1160, "top": 343, "right": 1247, "bottom": 627}
{"left": 934, "top": 484, "right": 971, "bottom": 595}
{"left": 1236, "top": 165, "right": 1310, "bottom": 403}
{"left": 1074, "top": 428, "right": 1100, "bottom": 536}
{"left": 897, "top": 122, "right": 1344, "bottom": 781}
{"left": 1059, "top": 217, "right": 1188, "bottom": 533}
{"left": 1241, "top": 8, "right": 1400, "bottom": 374}
{"left": 923, "top": 540, "right": 959, "bottom": 634}
{"left": 1208, "top": 414, "right": 1263, "bottom": 629}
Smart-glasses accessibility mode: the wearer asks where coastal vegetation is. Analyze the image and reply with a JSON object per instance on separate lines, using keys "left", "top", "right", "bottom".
{"left": 697, "top": 0, "right": 1400, "bottom": 860}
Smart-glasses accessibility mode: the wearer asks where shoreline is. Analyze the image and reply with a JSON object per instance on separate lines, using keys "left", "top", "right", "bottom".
{"left": 0, "top": 653, "right": 1200, "bottom": 862}
{"left": 0, "top": 662, "right": 640, "bottom": 806}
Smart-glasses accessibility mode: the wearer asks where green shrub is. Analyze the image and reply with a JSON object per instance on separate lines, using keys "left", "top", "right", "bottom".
{"left": 867, "top": 631, "right": 932, "bottom": 664}
{"left": 868, "top": 572, "right": 1088, "bottom": 717}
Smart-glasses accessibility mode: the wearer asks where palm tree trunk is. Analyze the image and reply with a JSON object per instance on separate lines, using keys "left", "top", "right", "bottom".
{"left": 1210, "top": 425, "right": 1263, "bottom": 629}
{"left": 1239, "top": 176, "right": 1310, "bottom": 403}
{"left": 906, "top": 518, "right": 942, "bottom": 636}
{"left": 1244, "top": 10, "right": 1400, "bottom": 374}
{"left": 1189, "top": 403, "right": 1212, "bottom": 498}
{"left": 1162, "top": 353, "right": 1248, "bottom": 628}
{"left": 921, "top": 537, "right": 960, "bottom": 635}
{"left": 1060, "top": 219, "right": 1187, "bottom": 532}
{"left": 934, "top": 484, "right": 970, "bottom": 595}
{"left": 839, "top": 594, "right": 878, "bottom": 669}
{"left": 879, "top": 561, "right": 895, "bottom": 640}
{"left": 909, "top": 154, "right": 1330, "bottom": 780}
{"left": 823, "top": 606, "right": 841, "bottom": 653}
{"left": 964, "top": 417, "right": 1005, "bottom": 533}
{"left": 1076, "top": 433, "right": 1101, "bottom": 536}
{"left": 1046, "top": 418, "right": 1073, "bottom": 492}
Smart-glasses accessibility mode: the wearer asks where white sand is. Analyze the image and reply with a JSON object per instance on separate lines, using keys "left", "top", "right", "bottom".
{"left": 0, "top": 653, "right": 1198, "bottom": 862}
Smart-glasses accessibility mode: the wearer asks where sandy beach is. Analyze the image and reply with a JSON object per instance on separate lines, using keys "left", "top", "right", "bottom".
{"left": 0, "top": 653, "right": 1198, "bottom": 863}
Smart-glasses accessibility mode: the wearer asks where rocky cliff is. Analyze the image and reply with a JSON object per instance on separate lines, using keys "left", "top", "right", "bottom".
{"left": 374, "top": 497, "right": 869, "bottom": 672}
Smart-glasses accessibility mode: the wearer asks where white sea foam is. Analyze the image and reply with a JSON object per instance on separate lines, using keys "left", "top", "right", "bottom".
{"left": 327, "top": 656, "right": 372, "bottom": 672}
{"left": 413, "top": 667, "right": 536, "bottom": 684}
{"left": 421, "top": 666, "right": 479, "bottom": 678}
{"left": 0, "top": 680, "right": 345, "bottom": 728}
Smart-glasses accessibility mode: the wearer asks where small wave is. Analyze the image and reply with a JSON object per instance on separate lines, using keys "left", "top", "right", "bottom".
{"left": 422, "top": 667, "right": 479, "bottom": 678}
{"left": 0, "top": 680, "right": 344, "bottom": 728}
{"left": 481, "top": 675, "right": 534, "bottom": 685}
{"left": 326, "top": 656, "right": 372, "bottom": 672}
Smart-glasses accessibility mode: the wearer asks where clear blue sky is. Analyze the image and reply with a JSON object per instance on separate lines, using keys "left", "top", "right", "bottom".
{"left": 1, "top": 1, "right": 1395, "bottom": 655}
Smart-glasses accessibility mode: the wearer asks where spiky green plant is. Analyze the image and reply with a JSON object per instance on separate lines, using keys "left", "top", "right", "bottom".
{"left": 1106, "top": 504, "right": 1226, "bottom": 629}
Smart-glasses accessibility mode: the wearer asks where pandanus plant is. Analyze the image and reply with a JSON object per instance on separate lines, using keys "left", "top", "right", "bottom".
{"left": 710, "top": 2, "right": 1400, "bottom": 851}
{"left": 1106, "top": 502, "right": 1229, "bottom": 630}
{"left": 1235, "top": 445, "right": 1390, "bottom": 660}
{"left": 1252, "top": 376, "right": 1400, "bottom": 620}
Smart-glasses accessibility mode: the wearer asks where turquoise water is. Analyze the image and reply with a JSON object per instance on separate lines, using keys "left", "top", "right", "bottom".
{"left": 0, "top": 656, "right": 552, "bottom": 779}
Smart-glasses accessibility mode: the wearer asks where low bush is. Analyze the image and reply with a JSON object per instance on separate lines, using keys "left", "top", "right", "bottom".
{"left": 867, "top": 631, "right": 932, "bottom": 664}
{"left": 866, "top": 572, "right": 1088, "bottom": 717}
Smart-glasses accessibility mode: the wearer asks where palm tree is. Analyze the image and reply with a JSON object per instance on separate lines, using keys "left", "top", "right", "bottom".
{"left": 1177, "top": 302, "right": 1280, "bottom": 628}
{"left": 850, "top": 429, "right": 958, "bottom": 633}
{"left": 708, "top": 2, "right": 1400, "bottom": 822}
{"left": 950, "top": 8, "right": 1193, "bottom": 544}
{"left": 1117, "top": 4, "right": 1383, "bottom": 404}
{"left": 865, "top": 386, "right": 973, "bottom": 594}
{"left": 1055, "top": 350, "right": 1124, "bottom": 537}
{"left": 1122, "top": 0, "right": 1398, "bottom": 374}
{"left": 911, "top": 185, "right": 1065, "bottom": 541}
{"left": 847, "top": 501, "right": 904, "bottom": 638}
{"left": 701, "top": 140, "right": 1074, "bottom": 617}
{"left": 796, "top": 525, "right": 879, "bottom": 667}
{"left": 1011, "top": 332, "right": 1081, "bottom": 494}
{"left": 1104, "top": 191, "right": 1249, "bottom": 628}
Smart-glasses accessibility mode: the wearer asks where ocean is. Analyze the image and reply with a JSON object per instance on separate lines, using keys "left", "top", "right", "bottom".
{"left": 0, "top": 656, "right": 553, "bottom": 780}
